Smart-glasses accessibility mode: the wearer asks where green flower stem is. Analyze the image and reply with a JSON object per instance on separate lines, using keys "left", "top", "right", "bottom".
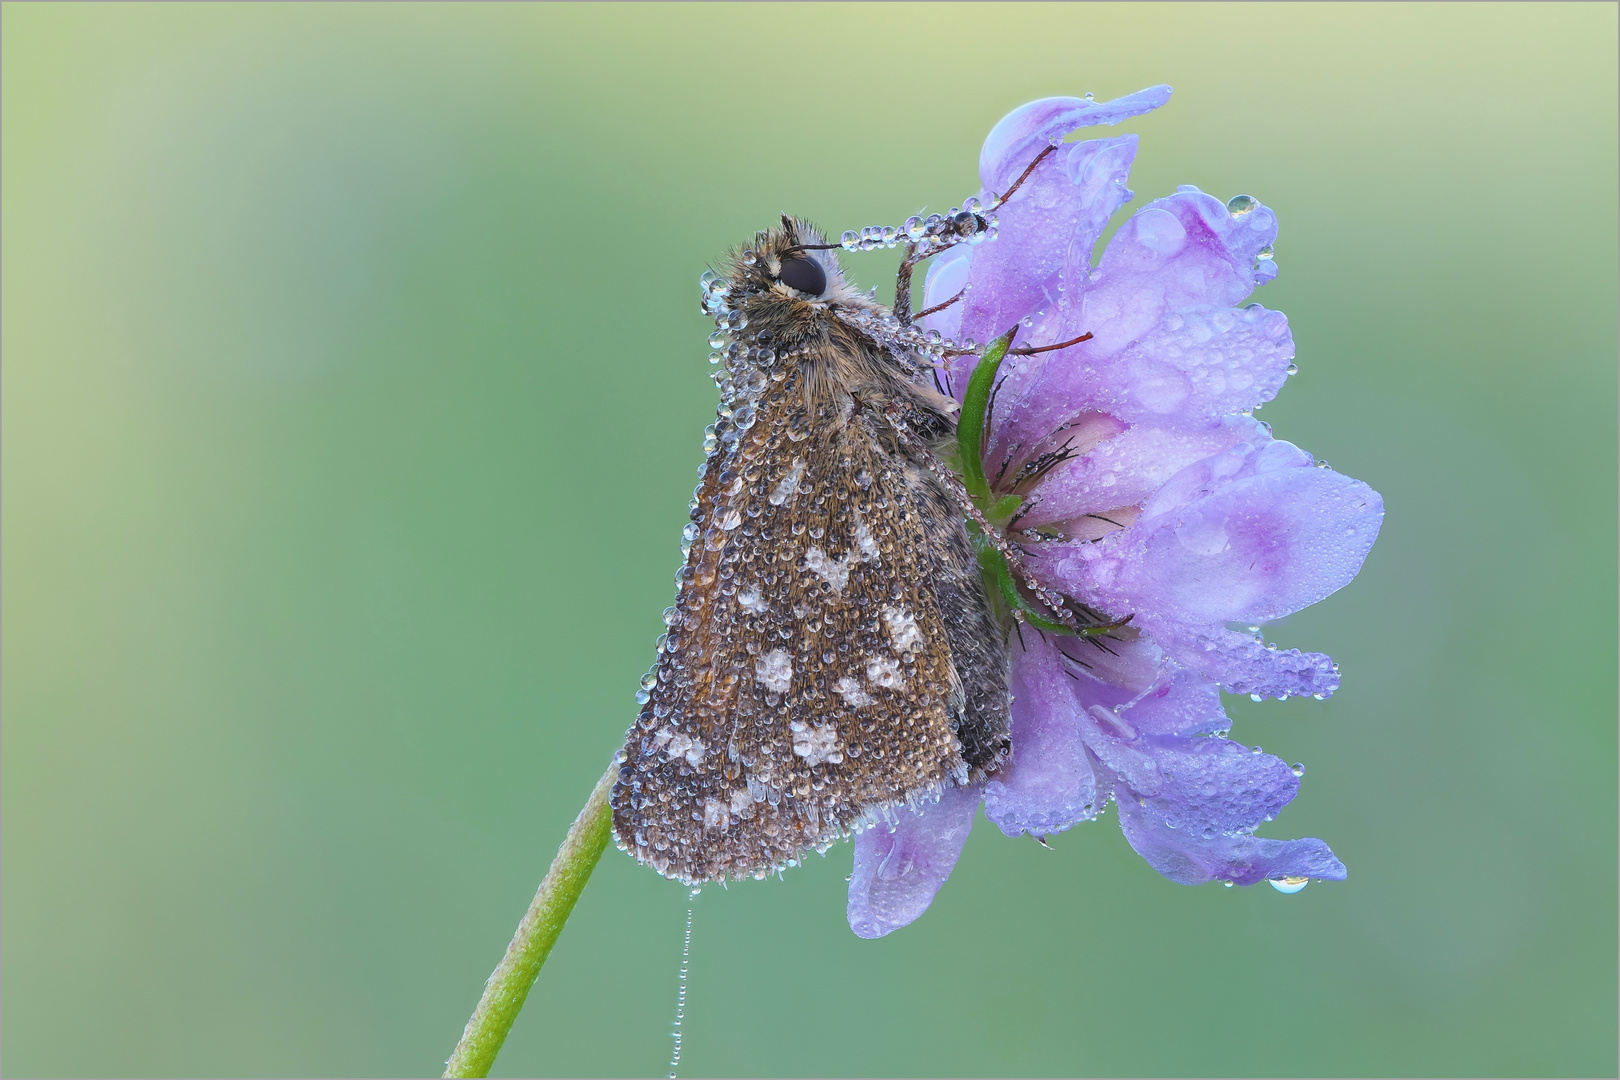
{"left": 444, "top": 765, "right": 617, "bottom": 1078}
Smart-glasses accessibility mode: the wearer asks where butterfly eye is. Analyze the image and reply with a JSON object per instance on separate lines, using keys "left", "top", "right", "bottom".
{"left": 777, "top": 257, "right": 827, "bottom": 296}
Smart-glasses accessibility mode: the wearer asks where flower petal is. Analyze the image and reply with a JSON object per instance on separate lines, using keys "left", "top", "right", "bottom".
{"left": 984, "top": 635, "right": 1101, "bottom": 837}
{"left": 1116, "top": 663, "right": 1229, "bottom": 738}
{"left": 1137, "top": 619, "right": 1341, "bottom": 700}
{"left": 1121, "top": 447, "right": 1385, "bottom": 625}
{"left": 960, "top": 134, "right": 1141, "bottom": 348}
{"left": 1017, "top": 415, "right": 1267, "bottom": 528}
{"left": 1139, "top": 736, "right": 1300, "bottom": 836}
{"left": 847, "top": 784, "right": 980, "bottom": 939}
{"left": 1110, "top": 304, "right": 1295, "bottom": 425}
{"left": 1076, "top": 189, "right": 1280, "bottom": 359}
{"left": 978, "top": 87, "right": 1172, "bottom": 195}
{"left": 1042, "top": 440, "right": 1382, "bottom": 695}
{"left": 1117, "top": 793, "right": 1347, "bottom": 886}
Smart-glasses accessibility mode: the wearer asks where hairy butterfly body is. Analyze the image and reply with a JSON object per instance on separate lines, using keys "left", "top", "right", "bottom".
{"left": 610, "top": 218, "right": 1011, "bottom": 884}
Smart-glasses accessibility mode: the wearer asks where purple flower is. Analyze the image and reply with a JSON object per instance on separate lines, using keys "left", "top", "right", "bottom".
{"left": 846, "top": 88, "right": 1384, "bottom": 938}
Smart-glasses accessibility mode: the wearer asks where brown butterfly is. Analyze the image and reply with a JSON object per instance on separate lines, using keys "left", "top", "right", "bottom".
{"left": 609, "top": 162, "right": 1108, "bottom": 885}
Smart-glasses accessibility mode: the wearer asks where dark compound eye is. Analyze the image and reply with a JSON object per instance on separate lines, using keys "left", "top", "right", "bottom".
{"left": 777, "top": 256, "right": 827, "bottom": 296}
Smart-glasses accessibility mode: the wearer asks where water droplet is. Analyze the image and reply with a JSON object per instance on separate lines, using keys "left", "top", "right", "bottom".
{"left": 662, "top": 606, "right": 680, "bottom": 626}
{"left": 841, "top": 230, "right": 859, "bottom": 251}
{"left": 1249, "top": 693, "right": 1264, "bottom": 703}
{"left": 1227, "top": 194, "right": 1257, "bottom": 217}
{"left": 1257, "top": 245, "right": 1274, "bottom": 259}
{"left": 1269, "top": 876, "right": 1310, "bottom": 894}
{"left": 1222, "top": 880, "right": 1234, "bottom": 888}
{"left": 708, "top": 330, "right": 731, "bottom": 350}
{"left": 905, "top": 215, "right": 925, "bottom": 239}
{"left": 1286, "top": 362, "right": 1298, "bottom": 375}
{"left": 1291, "top": 762, "right": 1305, "bottom": 777}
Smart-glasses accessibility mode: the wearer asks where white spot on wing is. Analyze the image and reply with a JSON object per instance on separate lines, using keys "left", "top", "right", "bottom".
{"left": 790, "top": 720, "right": 843, "bottom": 765}
{"left": 755, "top": 648, "right": 793, "bottom": 693}
{"left": 769, "top": 459, "right": 806, "bottom": 506}
{"left": 805, "top": 546, "right": 850, "bottom": 592}
{"left": 866, "top": 655, "right": 904, "bottom": 689}
{"left": 834, "top": 675, "right": 873, "bottom": 708}
{"left": 854, "top": 514, "right": 880, "bottom": 564}
{"left": 882, "top": 605, "right": 924, "bottom": 653}
{"left": 702, "top": 797, "right": 727, "bottom": 829}
{"left": 664, "top": 730, "right": 705, "bottom": 766}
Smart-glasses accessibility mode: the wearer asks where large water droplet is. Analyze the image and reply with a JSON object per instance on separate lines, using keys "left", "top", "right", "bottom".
{"left": 1227, "top": 194, "right": 1257, "bottom": 216}
{"left": 1269, "top": 876, "right": 1310, "bottom": 894}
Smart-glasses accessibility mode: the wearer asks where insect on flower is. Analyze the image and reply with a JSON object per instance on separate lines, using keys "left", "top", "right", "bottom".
{"left": 609, "top": 86, "right": 1384, "bottom": 929}
{"left": 607, "top": 186, "right": 1091, "bottom": 881}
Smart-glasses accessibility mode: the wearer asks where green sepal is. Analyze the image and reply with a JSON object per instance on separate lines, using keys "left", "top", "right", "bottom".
{"left": 956, "top": 327, "right": 1018, "bottom": 505}
{"left": 986, "top": 493, "right": 1024, "bottom": 526}
{"left": 968, "top": 522, "right": 1075, "bottom": 636}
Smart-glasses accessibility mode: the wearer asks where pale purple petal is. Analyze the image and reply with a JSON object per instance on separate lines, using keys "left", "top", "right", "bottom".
{"left": 1072, "top": 189, "right": 1280, "bottom": 359}
{"left": 1016, "top": 416, "right": 1267, "bottom": 528}
{"left": 1116, "top": 664, "right": 1228, "bottom": 738}
{"left": 1138, "top": 736, "right": 1300, "bottom": 836}
{"left": 978, "top": 87, "right": 1172, "bottom": 194}
{"left": 1054, "top": 631, "right": 1164, "bottom": 700}
{"left": 1075, "top": 707, "right": 1163, "bottom": 793}
{"left": 1137, "top": 619, "right": 1341, "bottom": 700}
{"left": 984, "top": 635, "right": 1100, "bottom": 837}
{"left": 959, "top": 134, "right": 1141, "bottom": 347}
{"left": 1116, "top": 449, "right": 1385, "bottom": 625}
{"left": 847, "top": 784, "right": 980, "bottom": 939}
{"left": 1117, "top": 794, "right": 1347, "bottom": 886}
{"left": 1107, "top": 304, "right": 1295, "bottom": 426}
{"left": 1038, "top": 440, "right": 1381, "bottom": 696}
{"left": 986, "top": 297, "right": 1289, "bottom": 458}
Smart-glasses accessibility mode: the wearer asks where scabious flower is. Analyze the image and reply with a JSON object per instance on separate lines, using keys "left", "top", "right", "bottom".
{"left": 846, "top": 87, "right": 1384, "bottom": 939}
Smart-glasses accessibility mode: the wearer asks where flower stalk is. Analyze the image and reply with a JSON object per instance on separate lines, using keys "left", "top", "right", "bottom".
{"left": 443, "top": 765, "right": 616, "bottom": 1079}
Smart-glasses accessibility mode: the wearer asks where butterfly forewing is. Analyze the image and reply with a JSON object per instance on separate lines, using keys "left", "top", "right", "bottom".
{"left": 615, "top": 381, "right": 977, "bottom": 882}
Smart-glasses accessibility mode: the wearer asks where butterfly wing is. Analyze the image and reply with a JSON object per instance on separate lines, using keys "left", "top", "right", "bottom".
{"left": 611, "top": 372, "right": 1009, "bottom": 884}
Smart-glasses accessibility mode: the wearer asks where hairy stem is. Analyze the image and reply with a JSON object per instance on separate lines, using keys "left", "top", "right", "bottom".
{"left": 444, "top": 766, "right": 617, "bottom": 1078}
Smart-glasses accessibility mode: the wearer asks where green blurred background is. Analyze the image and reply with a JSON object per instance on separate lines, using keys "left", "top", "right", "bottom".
{"left": 4, "top": 3, "right": 1616, "bottom": 1076}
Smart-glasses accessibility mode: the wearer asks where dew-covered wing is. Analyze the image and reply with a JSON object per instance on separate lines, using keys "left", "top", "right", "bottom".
{"left": 610, "top": 373, "right": 1004, "bottom": 884}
